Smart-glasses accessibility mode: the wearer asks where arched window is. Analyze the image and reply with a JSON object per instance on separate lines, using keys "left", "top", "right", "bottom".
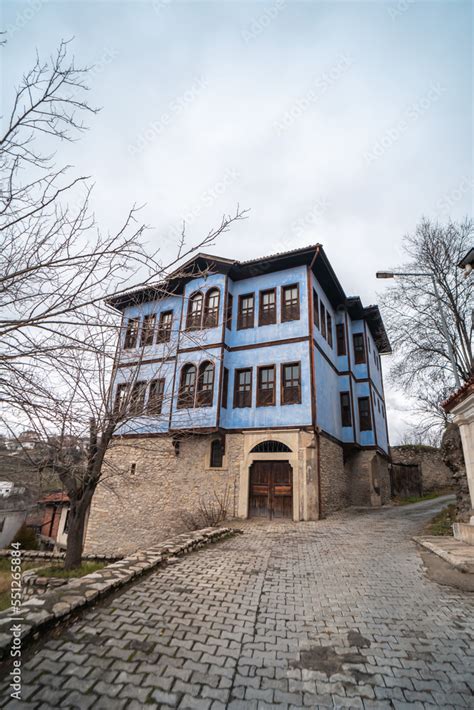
{"left": 186, "top": 292, "right": 203, "bottom": 330}
{"left": 197, "top": 361, "right": 214, "bottom": 407}
{"left": 178, "top": 364, "right": 196, "bottom": 408}
{"left": 204, "top": 289, "right": 220, "bottom": 328}
{"left": 250, "top": 440, "right": 292, "bottom": 453}
{"left": 210, "top": 438, "right": 224, "bottom": 468}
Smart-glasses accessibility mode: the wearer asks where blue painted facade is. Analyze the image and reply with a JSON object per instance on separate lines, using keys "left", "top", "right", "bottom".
{"left": 109, "top": 246, "right": 391, "bottom": 456}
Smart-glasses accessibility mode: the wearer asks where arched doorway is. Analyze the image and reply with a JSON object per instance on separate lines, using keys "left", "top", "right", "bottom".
{"left": 248, "top": 441, "right": 293, "bottom": 519}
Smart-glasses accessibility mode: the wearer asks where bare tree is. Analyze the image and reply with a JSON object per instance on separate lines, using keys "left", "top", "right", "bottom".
{"left": 379, "top": 218, "right": 473, "bottom": 436}
{"left": 0, "top": 40, "right": 247, "bottom": 567}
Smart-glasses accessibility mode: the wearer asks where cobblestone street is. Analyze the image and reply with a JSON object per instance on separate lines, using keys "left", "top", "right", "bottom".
{"left": 2, "top": 497, "right": 473, "bottom": 709}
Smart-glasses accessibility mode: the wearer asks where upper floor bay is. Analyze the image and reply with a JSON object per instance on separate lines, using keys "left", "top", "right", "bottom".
{"left": 108, "top": 245, "right": 391, "bottom": 454}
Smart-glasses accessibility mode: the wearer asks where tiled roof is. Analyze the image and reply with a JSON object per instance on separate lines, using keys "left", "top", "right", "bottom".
{"left": 38, "top": 491, "right": 69, "bottom": 504}
{"left": 441, "top": 375, "right": 474, "bottom": 412}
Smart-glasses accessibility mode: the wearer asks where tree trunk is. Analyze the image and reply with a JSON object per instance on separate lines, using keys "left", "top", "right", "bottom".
{"left": 64, "top": 493, "right": 92, "bottom": 570}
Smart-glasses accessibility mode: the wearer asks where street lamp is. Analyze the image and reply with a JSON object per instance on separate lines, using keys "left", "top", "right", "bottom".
{"left": 376, "top": 270, "right": 461, "bottom": 388}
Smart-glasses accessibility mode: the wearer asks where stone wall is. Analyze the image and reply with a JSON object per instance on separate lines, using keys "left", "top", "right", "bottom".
{"left": 441, "top": 424, "right": 470, "bottom": 522}
{"left": 319, "top": 434, "right": 349, "bottom": 515}
{"left": 390, "top": 445, "right": 453, "bottom": 492}
{"left": 84, "top": 434, "right": 242, "bottom": 556}
{"left": 346, "top": 450, "right": 391, "bottom": 507}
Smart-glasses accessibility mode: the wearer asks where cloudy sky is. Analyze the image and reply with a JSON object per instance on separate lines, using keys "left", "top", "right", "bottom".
{"left": 2, "top": 0, "right": 472, "bottom": 442}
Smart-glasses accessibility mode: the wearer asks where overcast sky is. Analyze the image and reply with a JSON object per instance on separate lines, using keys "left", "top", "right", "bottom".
{"left": 2, "top": 0, "right": 472, "bottom": 443}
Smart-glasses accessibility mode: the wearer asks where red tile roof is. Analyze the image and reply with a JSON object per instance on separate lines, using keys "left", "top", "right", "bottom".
{"left": 441, "top": 375, "right": 474, "bottom": 412}
{"left": 38, "top": 491, "right": 69, "bottom": 504}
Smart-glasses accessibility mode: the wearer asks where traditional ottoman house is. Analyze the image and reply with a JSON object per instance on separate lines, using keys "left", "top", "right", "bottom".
{"left": 84, "top": 244, "right": 391, "bottom": 555}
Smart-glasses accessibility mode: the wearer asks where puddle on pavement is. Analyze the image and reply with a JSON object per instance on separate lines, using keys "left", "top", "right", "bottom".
{"left": 291, "top": 629, "right": 372, "bottom": 678}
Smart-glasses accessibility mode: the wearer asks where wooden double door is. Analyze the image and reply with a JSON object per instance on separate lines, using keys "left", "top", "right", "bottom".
{"left": 249, "top": 461, "right": 293, "bottom": 519}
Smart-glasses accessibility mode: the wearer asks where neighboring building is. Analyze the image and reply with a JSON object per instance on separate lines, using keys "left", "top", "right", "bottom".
{"left": 390, "top": 445, "right": 454, "bottom": 493}
{"left": 0, "top": 481, "right": 14, "bottom": 498}
{"left": 84, "top": 245, "right": 392, "bottom": 555}
{"left": 36, "top": 492, "right": 70, "bottom": 550}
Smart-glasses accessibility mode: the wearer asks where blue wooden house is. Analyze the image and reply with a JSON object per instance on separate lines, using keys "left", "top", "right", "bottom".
{"left": 84, "top": 245, "right": 392, "bottom": 554}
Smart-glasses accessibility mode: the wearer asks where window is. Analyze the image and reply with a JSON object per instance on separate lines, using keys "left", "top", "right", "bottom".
{"left": 326, "top": 312, "right": 333, "bottom": 347}
{"left": 204, "top": 289, "right": 220, "bottom": 328}
{"left": 340, "top": 392, "right": 352, "bottom": 427}
{"left": 234, "top": 368, "right": 252, "bottom": 408}
{"left": 320, "top": 301, "right": 326, "bottom": 338}
{"left": 178, "top": 364, "right": 196, "bottom": 408}
{"left": 257, "top": 365, "right": 276, "bottom": 406}
{"left": 63, "top": 509, "right": 70, "bottom": 534}
{"left": 147, "top": 378, "right": 165, "bottom": 414}
{"left": 186, "top": 292, "right": 203, "bottom": 330}
{"left": 336, "top": 323, "right": 346, "bottom": 355}
{"left": 130, "top": 381, "right": 147, "bottom": 415}
{"left": 358, "top": 397, "right": 372, "bottom": 431}
{"left": 114, "top": 383, "right": 128, "bottom": 413}
{"left": 225, "top": 292, "right": 233, "bottom": 330}
{"left": 259, "top": 289, "right": 276, "bottom": 326}
{"left": 130, "top": 463, "right": 136, "bottom": 475}
{"left": 140, "top": 314, "right": 156, "bottom": 347}
{"left": 157, "top": 311, "right": 173, "bottom": 343}
{"left": 237, "top": 293, "right": 255, "bottom": 330}
{"left": 353, "top": 333, "right": 366, "bottom": 364}
{"left": 281, "top": 362, "right": 301, "bottom": 405}
{"left": 221, "top": 367, "right": 229, "bottom": 408}
{"left": 210, "top": 438, "right": 224, "bottom": 468}
{"left": 124, "top": 317, "right": 140, "bottom": 349}
{"left": 281, "top": 284, "right": 300, "bottom": 322}
{"left": 196, "top": 361, "right": 214, "bottom": 407}
{"left": 313, "top": 290, "right": 319, "bottom": 328}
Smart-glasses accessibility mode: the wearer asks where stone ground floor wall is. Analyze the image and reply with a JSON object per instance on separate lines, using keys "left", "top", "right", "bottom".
{"left": 84, "top": 434, "right": 242, "bottom": 556}
{"left": 84, "top": 430, "right": 391, "bottom": 555}
{"left": 390, "top": 445, "right": 453, "bottom": 492}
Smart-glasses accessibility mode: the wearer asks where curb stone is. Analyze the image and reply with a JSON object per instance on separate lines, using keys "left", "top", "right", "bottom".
{"left": 0, "top": 526, "right": 238, "bottom": 660}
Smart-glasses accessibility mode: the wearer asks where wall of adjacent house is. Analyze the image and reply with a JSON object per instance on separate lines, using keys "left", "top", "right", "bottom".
{"left": 390, "top": 446, "right": 454, "bottom": 492}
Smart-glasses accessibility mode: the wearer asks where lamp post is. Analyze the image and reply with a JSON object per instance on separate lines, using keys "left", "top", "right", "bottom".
{"left": 376, "top": 270, "right": 461, "bottom": 388}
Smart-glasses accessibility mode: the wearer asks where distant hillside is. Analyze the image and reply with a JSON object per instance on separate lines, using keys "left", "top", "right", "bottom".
{"left": 0, "top": 451, "right": 62, "bottom": 499}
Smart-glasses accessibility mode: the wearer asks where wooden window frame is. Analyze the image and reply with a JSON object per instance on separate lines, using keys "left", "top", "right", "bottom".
{"left": 114, "top": 382, "right": 129, "bottom": 413}
{"left": 336, "top": 323, "right": 346, "bottom": 356}
{"left": 313, "top": 289, "right": 319, "bottom": 328}
{"left": 358, "top": 396, "right": 372, "bottom": 431}
{"left": 281, "top": 284, "right": 300, "bottom": 322}
{"left": 156, "top": 310, "right": 173, "bottom": 343}
{"left": 196, "top": 361, "right": 215, "bottom": 407}
{"left": 237, "top": 293, "right": 255, "bottom": 330}
{"left": 256, "top": 365, "right": 276, "bottom": 407}
{"left": 340, "top": 391, "right": 352, "bottom": 427}
{"left": 326, "top": 311, "right": 333, "bottom": 347}
{"left": 233, "top": 368, "right": 252, "bottom": 408}
{"left": 259, "top": 289, "right": 276, "bottom": 327}
{"left": 186, "top": 292, "right": 203, "bottom": 331}
{"left": 203, "top": 289, "right": 220, "bottom": 328}
{"left": 221, "top": 367, "right": 229, "bottom": 408}
{"left": 140, "top": 314, "right": 156, "bottom": 347}
{"left": 147, "top": 378, "right": 165, "bottom": 415}
{"left": 124, "top": 317, "right": 140, "bottom": 349}
{"left": 129, "top": 380, "right": 147, "bottom": 415}
{"left": 281, "top": 362, "right": 301, "bottom": 405}
{"left": 177, "top": 364, "right": 197, "bottom": 408}
{"left": 225, "top": 292, "right": 233, "bottom": 330}
{"left": 353, "top": 333, "right": 367, "bottom": 364}
{"left": 320, "top": 301, "right": 326, "bottom": 339}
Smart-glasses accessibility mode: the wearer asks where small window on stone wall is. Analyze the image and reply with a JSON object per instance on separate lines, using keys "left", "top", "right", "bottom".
{"left": 210, "top": 438, "right": 224, "bottom": 468}
{"left": 130, "top": 463, "right": 136, "bottom": 475}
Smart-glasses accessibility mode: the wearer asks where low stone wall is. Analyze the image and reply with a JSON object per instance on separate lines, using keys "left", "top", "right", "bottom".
{"left": 0, "top": 526, "right": 237, "bottom": 661}
{"left": 22, "top": 570, "right": 67, "bottom": 601}
{"left": 319, "top": 434, "right": 349, "bottom": 514}
{"left": 0, "top": 549, "right": 120, "bottom": 561}
{"left": 390, "top": 445, "right": 453, "bottom": 492}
